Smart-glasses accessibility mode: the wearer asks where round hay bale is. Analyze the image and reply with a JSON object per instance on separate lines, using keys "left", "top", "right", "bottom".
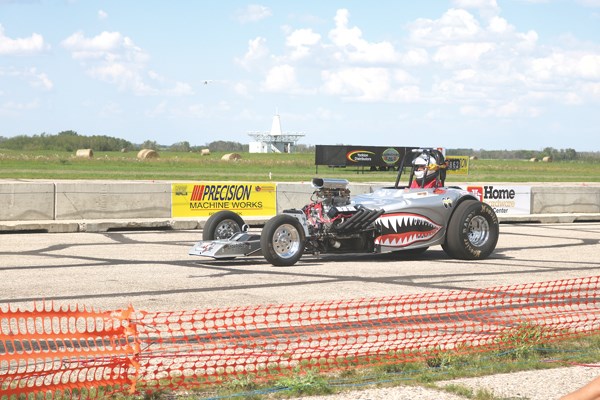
{"left": 137, "top": 149, "right": 159, "bottom": 159}
{"left": 542, "top": 156, "right": 553, "bottom": 162}
{"left": 75, "top": 149, "right": 94, "bottom": 159}
{"left": 221, "top": 153, "right": 242, "bottom": 161}
{"left": 137, "top": 149, "right": 149, "bottom": 159}
{"left": 529, "top": 157, "right": 538, "bottom": 162}
{"left": 470, "top": 156, "right": 478, "bottom": 160}
{"left": 201, "top": 149, "right": 211, "bottom": 156}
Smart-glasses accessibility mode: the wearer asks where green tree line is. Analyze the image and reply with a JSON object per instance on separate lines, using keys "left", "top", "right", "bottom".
{"left": 446, "top": 147, "right": 599, "bottom": 161}
{"left": 0, "top": 131, "right": 596, "bottom": 160}
{"left": 0, "top": 133, "right": 317, "bottom": 154}
{"left": 0, "top": 130, "right": 133, "bottom": 152}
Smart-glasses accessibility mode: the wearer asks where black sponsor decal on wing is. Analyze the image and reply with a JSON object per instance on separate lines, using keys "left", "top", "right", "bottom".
{"left": 374, "top": 213, "right": 441, "bottom": 247}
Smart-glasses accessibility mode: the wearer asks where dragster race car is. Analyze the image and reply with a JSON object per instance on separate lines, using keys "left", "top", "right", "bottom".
{"left": 189, "top": 148, "right": 499, "bottom": 266}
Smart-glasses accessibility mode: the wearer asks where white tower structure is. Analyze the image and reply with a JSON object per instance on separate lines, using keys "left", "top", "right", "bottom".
{"left": 248, "top": 114, "right": 305, "bottom": 153}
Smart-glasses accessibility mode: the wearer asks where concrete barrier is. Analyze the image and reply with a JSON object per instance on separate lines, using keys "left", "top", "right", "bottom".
{"left": 532, "top": 186, "right": 600, "bottom": 214}
{"left": 1, "top": 180, "right": 600, "bottom": 233}
{"left": 55, "top": 181, "right": 171, "bottom": 220}
{"left": 0, "top": 182, "right": 55, "bottom": 220}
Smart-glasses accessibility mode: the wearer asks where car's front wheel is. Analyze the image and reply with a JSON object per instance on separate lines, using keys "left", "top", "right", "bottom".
{"left": 202, "top": 210, "right": 244, "bottom": 240}
{"left": 443, "top": 200, "right": 499, "bottom": 260}
{"left": 260, "top": 215, "right": 305, "bottom": 266}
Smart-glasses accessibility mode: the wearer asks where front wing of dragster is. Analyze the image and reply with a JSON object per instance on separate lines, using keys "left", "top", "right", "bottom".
{"left": 189, "top": 232, "right": 261, "bottom": 259}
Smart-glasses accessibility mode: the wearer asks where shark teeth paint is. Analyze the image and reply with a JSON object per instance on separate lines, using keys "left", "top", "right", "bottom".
{"left": 374, "top": 213, "right": 441, "bottom": 247}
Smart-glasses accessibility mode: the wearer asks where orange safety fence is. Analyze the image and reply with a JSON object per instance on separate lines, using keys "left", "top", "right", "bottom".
{"left": 0, "top": 305, "right": 139, "bottom": 399}
{"left": 3, "top": 275, "right": 600, "bottom": 398}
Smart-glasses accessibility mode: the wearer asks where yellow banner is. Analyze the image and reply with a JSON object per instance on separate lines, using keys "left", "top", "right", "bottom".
{"left": 171, "top": 182, "right": 277, "bottom": 217}
{"left": 446, "top": 156, "right": 470, "bottom": 175}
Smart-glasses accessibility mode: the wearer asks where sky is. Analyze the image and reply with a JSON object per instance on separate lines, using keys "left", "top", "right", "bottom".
{"left": 1, "top": 1, "right": 599, "bottom": 151}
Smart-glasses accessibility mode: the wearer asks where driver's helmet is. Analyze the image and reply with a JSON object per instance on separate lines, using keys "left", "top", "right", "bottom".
{"left": 412, "top": 154, "right": 439, "bottom": 184}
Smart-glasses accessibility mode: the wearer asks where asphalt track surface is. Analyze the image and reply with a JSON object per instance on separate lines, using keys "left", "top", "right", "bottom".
{"left": 2, "top": 222, "right": 600, "bottom": 312}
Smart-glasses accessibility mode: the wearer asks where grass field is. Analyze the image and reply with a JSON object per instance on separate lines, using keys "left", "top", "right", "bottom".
{"left": 1, "top": 149, "right": 599, "bottom": 183}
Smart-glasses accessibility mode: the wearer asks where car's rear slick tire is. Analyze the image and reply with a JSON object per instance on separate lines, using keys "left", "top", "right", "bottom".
{"left": 202, "top": 210, "right": 245, "bottom": 240}
{"left": 261, "top": 214, "right": 305, "bottom": 266}
{"left": 443, "top": 200, "right": 499, "bottom": 260}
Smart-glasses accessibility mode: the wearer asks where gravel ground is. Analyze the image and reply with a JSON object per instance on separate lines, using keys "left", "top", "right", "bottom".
{"left": 286, "top": 365, "right": 600, "bottom": 400}
{"left": 288, "top": 384, "right": 467, "bottom": 400}
{"left": 3, "top": 224, "right": 600, "bottom": 399}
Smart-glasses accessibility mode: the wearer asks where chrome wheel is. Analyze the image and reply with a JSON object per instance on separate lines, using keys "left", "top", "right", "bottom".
{"left": 271, "top": 224, "right": 302, "bottom": 259}
{"left": 214, "top": 220, "right": 241, "bottom": 239}
{"left": 467, "top": 215, "right": 490, "bottom": 247}
{"left": 261, "top": 215, "right": 305, "bottom": 266}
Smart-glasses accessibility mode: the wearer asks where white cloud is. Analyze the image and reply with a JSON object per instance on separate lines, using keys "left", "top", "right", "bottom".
{"left": 582, "top": 82, "right": 600, "bottom": 97}
{"left": 146, "top": 101, "right": 168, "bottom": 117}
{"left": 187, "top": 103, "right": 208, "bottom": 118}
{"left": 0, "top": 24, "right": 48, "bottom": 55}
{"left": 390, "top": 85, "right": 421, "bottom": 102}
{"left": 62, "top": 31, "right": 189, "bottom": 96}
{"left": 393, "top": 69, "right": 418, "bottom": 84}
{"left": 62, "top": 31, "right": 148, "bottom": 63}
{"left": 99, "top": 102, "right": 122, "bottom": 117}
{"left": 235, "top": 4, "right": 272, "bottom": 23}
{"left": 488, "top": 16, "right": 511, "bottom": 34}
{"left": 401, "top": 5, "right": 597, "bottom": 112}
{"left": 88, "top": 62, "right": 157, "bottom": 95}
{"left": 286, "top": 29, "right": 321, "bottom": 60}
{"left": 515, "top": 30, "right": 538, "bottom": 52}
{"left": 460, "top": 100, "right": 543, "bottom": 118}
{"left": 321, "top": 67, "right": 391, "bottom": 101}
{"left": 167, "top": 82, "right": 194, "bottom": 96}
{"left": 409, "top": 9, "right": 482, "bottom": 46}
{"left": 146, "top": 70, "right": 193, "bottom": 95}
{"left": 314, "top": 107, "right": 343, "bottom": 121}
{"left": 528, "top": 52, "right": 600, "bottom": 81}
{"left": 400, "top": 48, "right": 429, "bottom": 66}
{"left": 433, "top": 42, "right": 495, "bottom": 67}
{"left": 328, "top": 9, "right": 398, "bottom": 63}
{"left": 237, "top": 9, "right": 403, "bottom": 99}
{"left": 98, "top": 10, "right": 108, "bottom": 20}
{"left": 0, "top": 99, "right": 39, "bottom": 116}
{"left": 262, "top": 64, "right": 298, "bottom": 92}
{"left": 236, "top": 4, "right": 599, "bottom": 114}
{"left": 238, "top": 108, "right": 264, "bottom": 121}
{"left": 236, "top": 37, "right": 269, "bottom": 69}
{"left": 577, "top": 0, "right": 600, "bottom": 7}
{"left": 146, "top": 99, "right": 231, "bottom": 119}
{"left": 147, "top": 70, "right": 163, "bottom": 82}
{"left": 453, "top": 0, "right": 497, "bottom": 7}
{"left": 233, "top": 82, "right": 250, "bottom": 97}
{"left": 578, "top": 54, "right": 600, "bottom": 79}
{"left": 564, "top": 92, "right": 583, "bottom": 105}
{"left": 0, "top": 67, "right": 53, "bottom": 90}
{"left": 27, "top": 68, "right": 53, "bottom": 90}
{"left": 452, "top": 0, "right": 500, "bottom": 18}
{"left": 433, "top": 79, "right": 467, "bottom": 100}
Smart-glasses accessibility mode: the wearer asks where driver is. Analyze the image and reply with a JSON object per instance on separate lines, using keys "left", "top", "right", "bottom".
{"left": 410, "top": 153, "right": 443, "bottom": 188}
